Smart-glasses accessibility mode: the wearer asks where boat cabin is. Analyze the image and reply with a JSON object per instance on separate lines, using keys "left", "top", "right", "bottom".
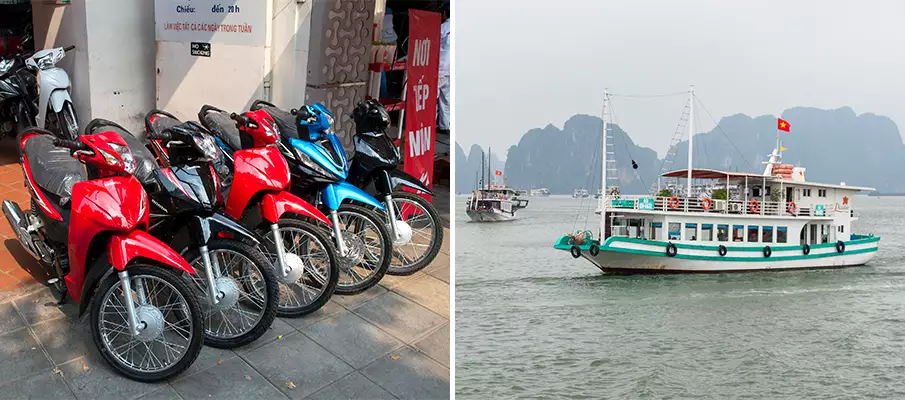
{"left": 602, "top": 165, "right": 872, "bottom": 247}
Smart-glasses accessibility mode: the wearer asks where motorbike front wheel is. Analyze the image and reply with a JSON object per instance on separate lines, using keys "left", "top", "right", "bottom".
{"left": 333, "top": 204, "right": 392, "bottom": 295}
{"left": 182, "top": 239, "right": 279, "bottom": 348}
{"left": 384, "top": 191, "right": 444, "bottom": 276}
{"left": 90, "top": 265, "right": 204, "bottom": 382}
{"left": 257, "top": 218, "right": 339, "bottom": 317}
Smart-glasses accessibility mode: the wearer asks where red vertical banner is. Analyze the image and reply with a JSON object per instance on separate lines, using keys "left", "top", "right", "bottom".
{"left": 403, "top": 10, "right": 441, "bottom": 202}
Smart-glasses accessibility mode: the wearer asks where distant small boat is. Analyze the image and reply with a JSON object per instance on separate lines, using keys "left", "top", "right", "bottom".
{"left": 466, "top": 184, "right": 529, "bottom": 222}
{"left": 529, "top": 188, "right": 550, "bottom": 197}
{"left": 594, "top": 189, "right": 603, "bottom": 199}
{"left": 572, "top": 188, "right": 590, "bottom": 198}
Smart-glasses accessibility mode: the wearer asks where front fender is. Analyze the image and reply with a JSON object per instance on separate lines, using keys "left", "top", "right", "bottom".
{"left": 260, "top": 191, "right": 332, "bottom": 226}
{"left": 190, "top": 213, "right": 264, "bottom": 246}
{"left": 35, "top": 68, "right": 70, "bottom": 127}
{"left": 322, "top": 181, "right": 386, "bottom": 211}
{"left": 388, "top": 168, "right": 433, "bottom": 195}
{"left": 107, "top": 230, "right": 195, "bottom": 274}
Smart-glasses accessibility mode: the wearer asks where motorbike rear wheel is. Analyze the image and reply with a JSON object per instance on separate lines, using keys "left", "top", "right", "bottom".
{"left": 384, "top": 191, "right": 444, "bottom": 276}
{"left": 181, "top": 239, "right": 279, "bottom": 349}
{"left": 257, "top": 218, "right": 339, "bottom": 317}
{"left": 90, "top": 265, "right": 203, "bottom": 382}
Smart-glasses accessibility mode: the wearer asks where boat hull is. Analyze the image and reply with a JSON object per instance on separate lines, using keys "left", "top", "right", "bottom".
{"left": 555, "top": 235, "right": 880, "bottom": 273}
{"left": 466, "top": 209, "right": 517, "bottom": 222}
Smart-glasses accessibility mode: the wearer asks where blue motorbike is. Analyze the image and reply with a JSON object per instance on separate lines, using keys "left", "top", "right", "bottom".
{"left": 199, "top": 104, "right": 392, "bottom": 295}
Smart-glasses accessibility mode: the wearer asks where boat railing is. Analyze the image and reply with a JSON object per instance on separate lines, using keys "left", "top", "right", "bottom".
{"left": 604, "top": 195, "right": 837, "bottom": 217}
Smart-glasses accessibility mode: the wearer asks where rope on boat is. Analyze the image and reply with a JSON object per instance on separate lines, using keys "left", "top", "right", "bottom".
{"left": 607, "top": 100, "right": 649, "bottom": 192}
{"left": 694, "top": 95, "right": 756, "bottom": 171}
{"left": 571, "top": 135, "right": 602, "bottom": 234}
{"left": 609, "top": 91, "right": 688, "bottom": 98}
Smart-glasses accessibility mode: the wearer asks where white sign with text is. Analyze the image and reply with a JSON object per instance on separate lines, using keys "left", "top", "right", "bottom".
{"left": 155, "top": 0, "right": 265, "bottom": 46}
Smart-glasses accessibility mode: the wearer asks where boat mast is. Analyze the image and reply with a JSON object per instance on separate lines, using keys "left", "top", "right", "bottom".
{"left": 488, "top": 147, "right": 492, "bottom": 187}
{"left": 480, "top": 149, "right": 485, "bottom": 189}
{"left": 686, "top": 85, "right": 695, "bottom": 198}
{"left": 600, "top": 89, "right": 609, "bottom": 241}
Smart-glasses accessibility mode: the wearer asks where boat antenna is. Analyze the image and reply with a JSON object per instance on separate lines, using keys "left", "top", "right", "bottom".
{"left": 488, "top": 147, "right": 492, "bottom": 187}
{"left": 480, "top": 148, "right": 485, "bottom": 189}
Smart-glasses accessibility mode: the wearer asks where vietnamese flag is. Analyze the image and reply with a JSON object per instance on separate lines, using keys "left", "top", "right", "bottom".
{"left": 778, "top": 118, "right": 791, "bottom": 132}
{"left": 495, "top": 170, "right": 502, "bottom": 176}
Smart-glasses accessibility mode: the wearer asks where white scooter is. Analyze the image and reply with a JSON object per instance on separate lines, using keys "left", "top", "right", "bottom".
{"left": 24, "top": 45, "right": 78, "bottom": 140}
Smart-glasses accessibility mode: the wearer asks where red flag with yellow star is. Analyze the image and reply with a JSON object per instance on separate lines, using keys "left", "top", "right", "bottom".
{"left": 778, "top": 118, "right": 791, "bottom": 132}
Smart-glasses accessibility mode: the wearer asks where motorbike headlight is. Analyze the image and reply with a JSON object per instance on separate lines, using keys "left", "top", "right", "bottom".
{"left": 107, "top": 143, "right": 135, "bottom": 173}
{"left": 191, "top": 134, "right": 219, "bottom": 160}
{"left": 294, "top": 147, "right": 338, "bottom": 179}
{"left": 0, "top": 59, "right": 13, "bottom": 75}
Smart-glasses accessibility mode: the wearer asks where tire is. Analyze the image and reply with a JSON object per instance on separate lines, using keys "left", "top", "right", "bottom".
{"left": 803, "top": 244, "right": 810, "bottom": 255}
{"left": 181, "top": 239, "right": 278, "bottom": 348}
{"left": 666, "top": 242, "right": 678, "bottom": 257}
{"left": 256, "top": 218, "right": 339, "bottom": 317}
{"left": 384, "top": 191, "right": 444, "bottom": 276}
{"left": 763, "top": 246, "right": 772, "bottom": 258}
{"left": 589, "top": 243, "right": 600, "bottom": 256}
{"left": 90, "top": 265, "right": 203, "bottom": 382}
{"left": 718, "top": 245, "right": 727, "bottom": 257}
{"left": 570, "top": 246, "right": 581, "bottom": 258}
{"left": 836, "top": 241, "right": 845, "bottom": 253}
{"left": 333, "top": 203, "right": 392, "bottom": 295}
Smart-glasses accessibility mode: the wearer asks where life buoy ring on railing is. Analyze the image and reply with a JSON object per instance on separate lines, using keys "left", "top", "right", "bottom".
{"left": 787, "top": 201, "right": 797, "bottom": 215}
{"left": 749, "top": 199, "right": 760, "bottom": 213}
{"left": 666, "top": 242, "right": 678, "bottom": 257}
{"left": 669, "top": 196, "right": 681, "bottom": 209}
{"left": 802, "top": 244, "right": 810, "bottom": 255}
{"left": 836, "top": 241, "right": 845, "bottom": 253}
{"left": 763, "top": 246, "right": 772, "bottom": 258}
{"left": 701, "top": 198, "right": 713, "bottom": 211}
{"left": 570, "top": 246, "right": 582, "bottom": 258}
{"left": 718, "top": 245, "right": 727, "bottom": 256}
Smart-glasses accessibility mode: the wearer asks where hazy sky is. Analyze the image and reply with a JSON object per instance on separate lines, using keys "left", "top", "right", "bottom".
{"left": 456, "top": 0, "right": 905, "bottom": 158}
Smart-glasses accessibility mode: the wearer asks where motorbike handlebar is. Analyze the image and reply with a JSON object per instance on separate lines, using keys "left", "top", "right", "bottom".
{"left": 63, "top": 45, "right": 75, "bottom": 52}
{"left": 53, "top": 138, "right": 86, "bottom": 151}
{"left": 229, "top": 112, "right": 250, "bottom": 128}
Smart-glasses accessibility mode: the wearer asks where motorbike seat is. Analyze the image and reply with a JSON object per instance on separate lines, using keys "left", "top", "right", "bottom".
{"left": 83, "top": 119, "right": 158, "bottom": 186}
{"left": 22, "top": 134, "right": 86, "bottom": 207}
{"left": 199, "top": 110, "right": 244, "bottom": 151}
{"left": 253, "top": 104, "right": 301, "bottom": 140}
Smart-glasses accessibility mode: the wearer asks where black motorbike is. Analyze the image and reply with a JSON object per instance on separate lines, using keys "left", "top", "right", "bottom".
{"left": 0, "top": 52, "right": 37, "bottom": 138}
{"left": 250, "top": 99, "right": 444, "bottom": 276}
{"left": 84, "top": 118, "right": 279, "bottom": 349}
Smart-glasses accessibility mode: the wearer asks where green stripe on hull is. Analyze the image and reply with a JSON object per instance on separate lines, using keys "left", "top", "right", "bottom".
{"left": 554, "top": 234, "right": 881, "bottom": 262}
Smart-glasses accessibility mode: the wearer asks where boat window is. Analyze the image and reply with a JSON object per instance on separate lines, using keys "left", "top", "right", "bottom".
{"left": 765, "top": 186, "right": 771, "bottom": 196}
{"left": 753, "top": 188, "right": 761, "bottom": 197}
{"left": 748, "top": 225, "right": 759, "bottom": 243}
{"left": 762, "top": 226, "right": 773, "bottom": 243}
{"left": 717, "top": 224, "right": 729, "bottom": 242}
{"left": 777, "top": 226, "right": 787, "bottom": 243}
{"left": 685, "top": 223, "right": 698, "bottom": 241}
{"left": 651, "top": 222, "right": 661, "bottom": 241}
{"left": 701, "top": 224, "right": 713, "bottom": 241}
{"left": 612, "top": 218, "right": 627, "bottom": 237}
{"left": 810, "top": 224, "right": 817, "bottom": 244}
{"left": 668, "top": 223, "right": 681, "bottom": 240}
{"left": 732, "top": 225, "right": 744, "bottom": 242}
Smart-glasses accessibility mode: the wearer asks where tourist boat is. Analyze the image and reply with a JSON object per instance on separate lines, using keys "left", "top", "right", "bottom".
{"left": 555, "top": 86, "right": 880, "bottom": 273}
{"left": 529, "top": 188, "right": 551, "bottom": 197}
{"left": 594, "top": 189, "right": 603, "bottom": 199}
{"left": 466, "top": 184, "right": 530, "bottom": 222}
{"left": 573, "top": 188, "right": 590, "bottom": 198}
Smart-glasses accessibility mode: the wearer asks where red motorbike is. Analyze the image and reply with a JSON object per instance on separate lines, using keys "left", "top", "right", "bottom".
{"left": 146, "top": 109, "right": 339, "bottom": 317}
{"left": 2, "top": 127, "right": 204, "bottom": 382}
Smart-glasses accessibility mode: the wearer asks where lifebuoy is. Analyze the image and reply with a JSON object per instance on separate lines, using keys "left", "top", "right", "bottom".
{"left": 701, "top": 198, "right": 713, "bottom": 211}
{"left": 787, "top": 201, "right": 797, "bottom": 215}
{"left": 589, "top": 244, "right": 600, "bottom": 256}
{"left": 718, "top": 245, "right": 727, "bottom": 256}
{"left": 836, "top": 241, "right": 845, "bottom": 253}
{"left": 669, "top": 196, "right": 680, "bottom": 209}
{"left": 763, "top": 246, "right": 772, "bottom": 258}
{"left": 802, "top": 244, "right": 810, "bottom": 255}
{"left": 570, "top": 246, "right": 581, "bottom": 258}
{"left": 666, "top": 242, "right": 678, "bottom": 257}
{"left": 749, "top": 199, "right": 760, "bottom": 213}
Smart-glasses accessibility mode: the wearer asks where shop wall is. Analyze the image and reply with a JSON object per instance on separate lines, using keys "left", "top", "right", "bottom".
{"left": 84, "top": 0, "right": 156, "bottom": 133}
{"left": 270, "top": 0, "right": 313, "bottom": 109}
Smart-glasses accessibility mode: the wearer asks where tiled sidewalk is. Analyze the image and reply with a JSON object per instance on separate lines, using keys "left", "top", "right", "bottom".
{"left": 0, "top": 140, "right": 451, "bottom": 399}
